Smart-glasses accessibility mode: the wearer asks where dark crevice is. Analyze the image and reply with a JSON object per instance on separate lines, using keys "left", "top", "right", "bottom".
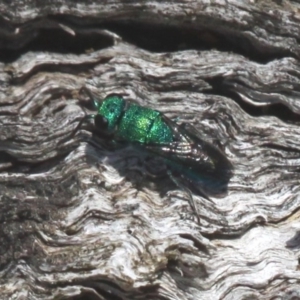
{"left": 178, "top": 233, "right": 210, "bottom": 255}
{"left": 0, "top": 16, "right": 295, "bottom": 64}
{"left": 205, "top": 76, "right": 300, "bottom": 124}
{"left": 72, "top": 285, "right": 124, "bottom": 300}
{"left": 72, "top": 292, "right": 106, "bottom": 300}
{"left": 0, "top": 151, "right": 18, "bottom": 166}
{"left": 260, "top": 143, "right": 300, "bottom": 154}
{"left": 60, "top": 279, "right": 163, "bottom": 300}
{"left": 0, "top": 25, "right": 114, "bottom": 63}
{"left": 49, "top": 15, "right": 299, "bottom": 62}
{"left": 0, "top": 151, "right": 70, "bottom": 174}
{"left": 202, "top": 217, "right": 267, "bottom": 240}
{"left": 103, "top": 22, "right": 294, "bottom": 63}
{"left": 286, "top": 230, "right": 300, "bottom": 249}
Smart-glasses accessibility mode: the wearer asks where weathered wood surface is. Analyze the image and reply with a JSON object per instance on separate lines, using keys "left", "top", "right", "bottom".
{"left": 1, "top": 1, "right": 300, "bottom": 299}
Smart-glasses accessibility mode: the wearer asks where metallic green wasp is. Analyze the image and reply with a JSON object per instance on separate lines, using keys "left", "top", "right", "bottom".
{"left": 74, "top": 88, "right": 233, "bottom": 224}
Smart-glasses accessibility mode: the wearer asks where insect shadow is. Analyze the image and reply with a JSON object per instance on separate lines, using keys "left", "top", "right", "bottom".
{"left": 73, "top": 87, "right": 234, "bottom": 224}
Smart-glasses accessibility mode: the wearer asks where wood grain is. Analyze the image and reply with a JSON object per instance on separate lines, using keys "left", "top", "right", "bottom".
{"left": 0, "top": 1, "right": 300, "bottom": 299}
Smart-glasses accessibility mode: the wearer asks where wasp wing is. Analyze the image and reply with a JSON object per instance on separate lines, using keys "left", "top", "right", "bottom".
{"left": 139, "top": 116, "right": 233, "bottom": 197}
{"left": 143, "top": 116, "right": 233, "bottom": 177}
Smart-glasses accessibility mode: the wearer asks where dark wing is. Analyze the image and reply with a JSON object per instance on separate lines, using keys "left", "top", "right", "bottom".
{"left": 143, "top": 117, "right": 234, "bottom": 198}
{"left": 143, "top": 116, "right": 233, "bottom": 179}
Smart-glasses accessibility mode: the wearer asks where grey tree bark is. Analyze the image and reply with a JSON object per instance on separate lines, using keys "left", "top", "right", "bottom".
{"left": 0, "top": 1, "right": 300, "bottom": 299}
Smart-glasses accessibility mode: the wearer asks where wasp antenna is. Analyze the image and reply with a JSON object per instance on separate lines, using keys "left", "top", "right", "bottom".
{"left": 167, "top": 170, "right": 200, "bottom": 225}
{"left": 79, "top": 87, "right": 101, "bottom": 110}
{"left": 71, "top": 114, "right": 95, "bottom": 138}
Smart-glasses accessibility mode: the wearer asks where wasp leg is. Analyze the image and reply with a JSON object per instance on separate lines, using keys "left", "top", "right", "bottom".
{"left": 185, "top": 177, "right": 211, "bottom": 201}
{"left": 167, "top": 170, "right": 200, "bottom": 225}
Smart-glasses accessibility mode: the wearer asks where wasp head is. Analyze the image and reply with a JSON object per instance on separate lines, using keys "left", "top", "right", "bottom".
{"left": 96, "top": 94, "right": 126, "bottom": 133}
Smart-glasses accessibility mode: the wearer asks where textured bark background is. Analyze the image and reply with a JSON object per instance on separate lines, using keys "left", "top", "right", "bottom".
{"left": 1, "top": 1, "right": 300, "bottom": 299}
